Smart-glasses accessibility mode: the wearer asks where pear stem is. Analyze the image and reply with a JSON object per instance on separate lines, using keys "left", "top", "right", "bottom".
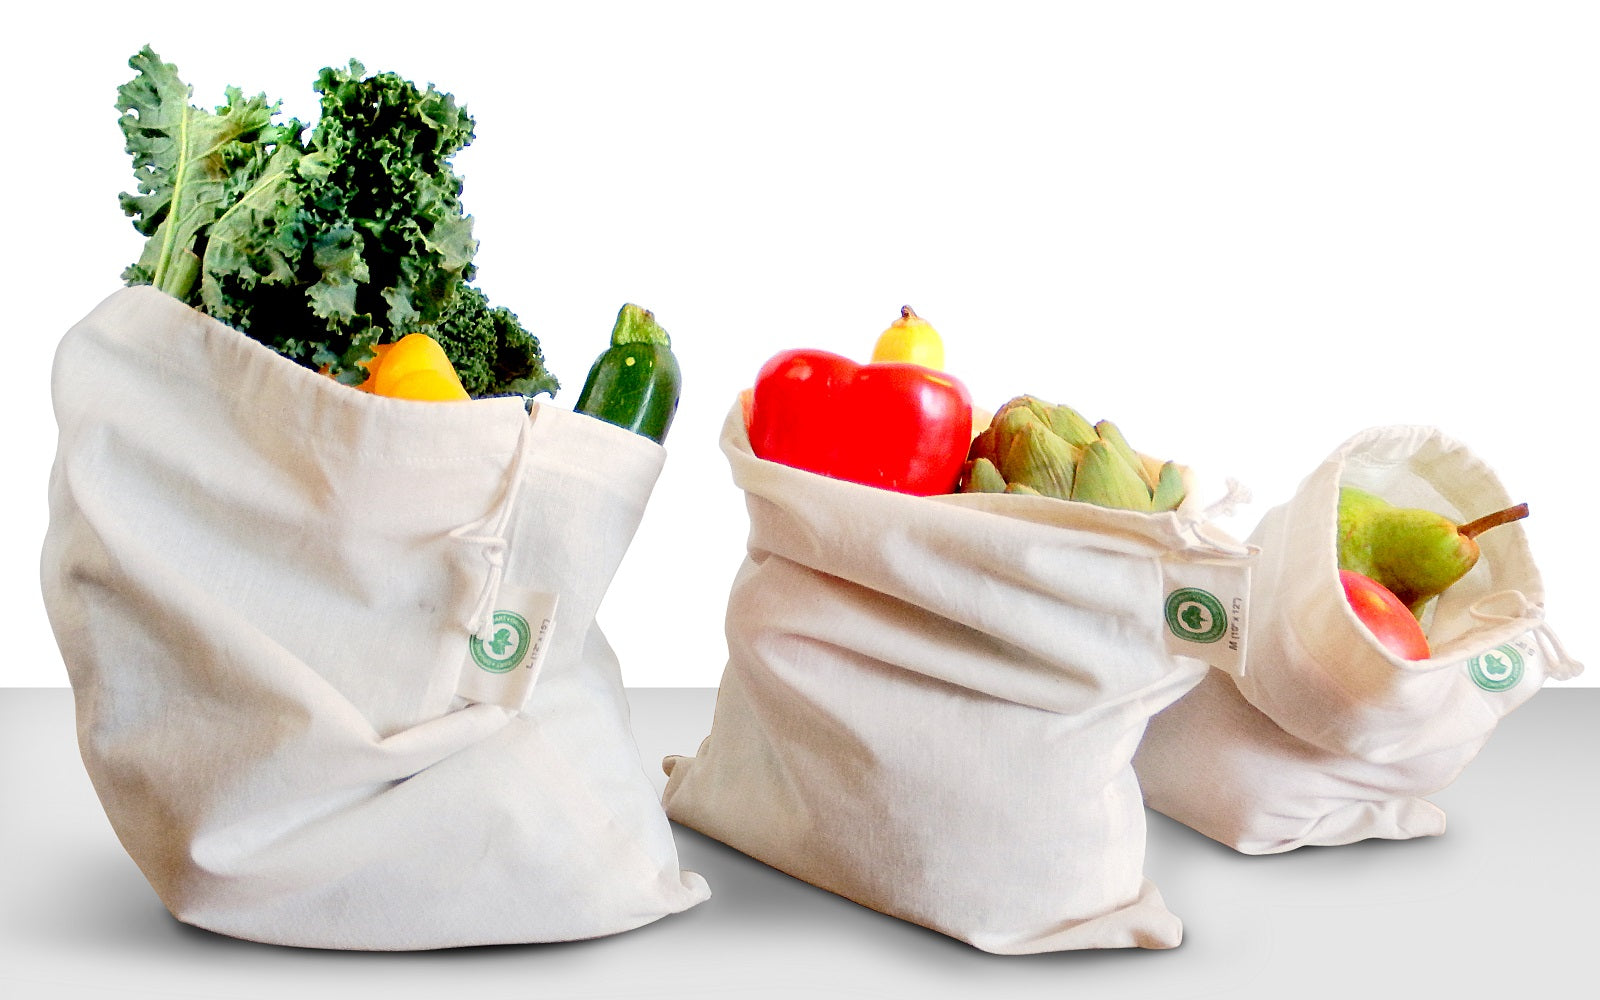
{"left": 1459, "top": 503, "right": 1530, "bottom": 540}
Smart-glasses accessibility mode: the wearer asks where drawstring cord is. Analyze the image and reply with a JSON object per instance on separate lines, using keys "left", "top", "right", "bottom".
{"left": 1176, "top": 479, "right": 1257, "bottom": 558}
{"left": 1468, "top": 590, "right": 1584, "bottom": 681}
{"left": 454, "top": 412, "right": 535, "bottom": 640}
{"left": 1201, "top": 478, "right": 1253, "bottom": 524}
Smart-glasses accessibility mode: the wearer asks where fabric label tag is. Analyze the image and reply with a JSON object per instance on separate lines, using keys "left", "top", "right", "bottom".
{"left": 457, "top": 587, "right": 559, "bottom": 712}
{"left": 1458, "top": 630, "right": 1543, "bottom": 696}
{"left": 1160, "top": 557, "right": 1250, "bottom": 677}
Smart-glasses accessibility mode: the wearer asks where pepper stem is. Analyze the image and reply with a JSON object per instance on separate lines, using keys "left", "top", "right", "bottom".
{"left": 1459, "top": 503, "right": 1530, "bottom": 539}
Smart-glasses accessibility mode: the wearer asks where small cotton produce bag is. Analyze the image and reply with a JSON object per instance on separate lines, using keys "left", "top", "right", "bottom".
{"left": 660, "top": 401, "right": 1255, "bottom": 954}
{"left": 1133, "top": 425, "right": 1582, "bottom": 854}
{"left": 40, "top": 286, "right": 709, "bottom": 949}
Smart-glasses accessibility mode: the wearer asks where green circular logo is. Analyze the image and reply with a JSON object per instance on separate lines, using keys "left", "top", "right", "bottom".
{"left": 470, "top": 610, "right": 532, "bottom": 673}
{"left": 1468, "top": 644, "right": 1524, "bottom": 692}
{"left": 1165, "top": 588, "right": 1228, "bottom": 644}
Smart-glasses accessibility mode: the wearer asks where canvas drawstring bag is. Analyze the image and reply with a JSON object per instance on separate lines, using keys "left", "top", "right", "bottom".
{"left": 40, "top": 286, "right": 710, "bottom": 949}
{"left": 661, "top": 400, "right": 1255, "bottom": 953}
{"left": 1133, "top": 425, "right": 1581, "bottom": 854}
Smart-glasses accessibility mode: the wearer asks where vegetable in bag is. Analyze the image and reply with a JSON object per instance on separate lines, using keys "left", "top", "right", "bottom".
{"left": 116, "top": 46, "right": 557, "bottom": 398}
{"left": 745, "top": 306, "right": 974, "bottom": 496}
{"left": 959, "top": 394, "right": 1189, "bottom": 512}
{"left": 575, "top": 303, "right": 682, "bottom": 443}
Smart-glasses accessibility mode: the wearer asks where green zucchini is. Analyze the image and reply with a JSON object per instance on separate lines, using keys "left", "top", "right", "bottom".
{"left": 575, "top": 303, "right": 682, "bottom": 444}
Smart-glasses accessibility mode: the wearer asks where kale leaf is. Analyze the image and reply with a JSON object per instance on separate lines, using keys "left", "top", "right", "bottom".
{"left": 117, "top": 46, "right": 556, "bottom": 399}
{"left": 425, "top": 285, "right": 560, "bottom": 400}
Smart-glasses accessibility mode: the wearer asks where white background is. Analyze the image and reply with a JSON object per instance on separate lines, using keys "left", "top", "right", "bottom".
{"left": 8, "top": 1, "right": 1596, "bottom": 687}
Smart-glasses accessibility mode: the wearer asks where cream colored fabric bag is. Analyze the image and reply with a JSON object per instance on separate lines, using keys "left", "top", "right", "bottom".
{"left": 1133, "top": 425, "right": 1582, "bottom": 854}
{"left": 661, "top": 401, "right": 1255, "bottom": 954}
{"left": 41, "top": 287, "right": 709, "bottom": 949}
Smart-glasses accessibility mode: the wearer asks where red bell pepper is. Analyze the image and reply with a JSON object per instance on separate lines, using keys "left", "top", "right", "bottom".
{"left": 747, "top": 348, "right": 973, "bottom": 496}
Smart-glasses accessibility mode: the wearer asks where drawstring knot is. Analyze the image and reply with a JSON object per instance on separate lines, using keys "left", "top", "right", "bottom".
{"left": 1200, "top": 478, "right": 1253, "bottom": 523}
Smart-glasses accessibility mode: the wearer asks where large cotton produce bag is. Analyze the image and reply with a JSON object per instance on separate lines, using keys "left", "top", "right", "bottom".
{"left": 1133, "top": 425, "right": 1582, "bottom": 853}
{"left": 40, "top": 286, "right": 709, "bottom": 949}
{"left": 661, "top": 400, "right": 1255, "bottom": 954}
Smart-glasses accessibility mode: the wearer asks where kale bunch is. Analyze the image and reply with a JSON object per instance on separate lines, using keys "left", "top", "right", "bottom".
{"left": 116, "top": 46, "right": 556, "bottom": 397}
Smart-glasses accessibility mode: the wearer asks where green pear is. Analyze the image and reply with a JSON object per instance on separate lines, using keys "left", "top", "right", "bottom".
{"left": 1336, "top": 486, "right": 1529, "bottom": 617}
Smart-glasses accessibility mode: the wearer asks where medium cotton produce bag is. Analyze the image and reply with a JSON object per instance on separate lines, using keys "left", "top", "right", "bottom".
{"left": 40, "top": 286, "right": 709, "bottom": 949}
{"left": 1133, "top": 425, "right": 1582, "bottom": 854}
{"left": 661, "top": 400, "right": 1255, "bottom": 954}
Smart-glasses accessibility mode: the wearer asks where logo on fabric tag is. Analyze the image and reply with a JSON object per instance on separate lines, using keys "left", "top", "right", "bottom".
{"left": 470, "top": 610, "right": 535, "bottom": 673}
{"left": 1161, "top": 559, "right": 1249, "bottom": 676}
{"left": 1165, "top": 588, "right": 1227, "bottom": 644}
{"left": 1468, "top": 642, "right": 1527, "bottom": 692}
{"left": 457, "top": 588, "right": 559, "bottom": 711}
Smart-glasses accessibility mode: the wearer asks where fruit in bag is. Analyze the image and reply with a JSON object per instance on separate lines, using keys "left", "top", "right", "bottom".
{"left": 1339, "top": 569, "right": 1431, "bottom": 660}
{"left": 1336, "top": 487, "right": 1529, "bottom": 617}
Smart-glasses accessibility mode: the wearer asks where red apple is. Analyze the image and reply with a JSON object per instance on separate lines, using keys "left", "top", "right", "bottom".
{"left": 1339, "top": 569, "right": 1431, "bottom": 660}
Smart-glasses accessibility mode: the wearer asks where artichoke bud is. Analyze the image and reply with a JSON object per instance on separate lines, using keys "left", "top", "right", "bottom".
{"left": 994, "top": 396, "right": 1043, "bottom": 423}
{"left": 1012, "top": 395, "right": 1088, "bottom": 448}
{"left": 961, "top": 457, "right": 1009, "bottom": 494}
{"left": 989, "top": 402, "right": 1048, "bottom": 463}
{"left": 967, "top": 422, "right": 999, "bottom": 466}
{"left": 1094, "top": 420, "right": 1159, "bottom": 492}
{"left": 1152, "top": 461, "right": 1187, "bottom": 512}
{"left": 1139, "top": 453, "right": 1167, "bottom": 488}
{"left": 1000, "top": 422, "right": 1078, "bottom": 500}
{"left": 1072, "top": 439, "right": 1155, "bottom": 511}
{"left": 1018, "top": 395, "right": 1057, "bottom": 425}
{"left": 1044, "top": 402, "right": 1097, "bottom": 448}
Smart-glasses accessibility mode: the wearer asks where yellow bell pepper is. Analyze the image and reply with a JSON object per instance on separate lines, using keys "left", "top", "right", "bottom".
{"left": 356, "top": 334, "right": 469, "bottom": 401}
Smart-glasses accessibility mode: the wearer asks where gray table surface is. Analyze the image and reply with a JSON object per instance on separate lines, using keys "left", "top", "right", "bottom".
{"left": 3, "top": 687, "right": 1596, "bottom": 999}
